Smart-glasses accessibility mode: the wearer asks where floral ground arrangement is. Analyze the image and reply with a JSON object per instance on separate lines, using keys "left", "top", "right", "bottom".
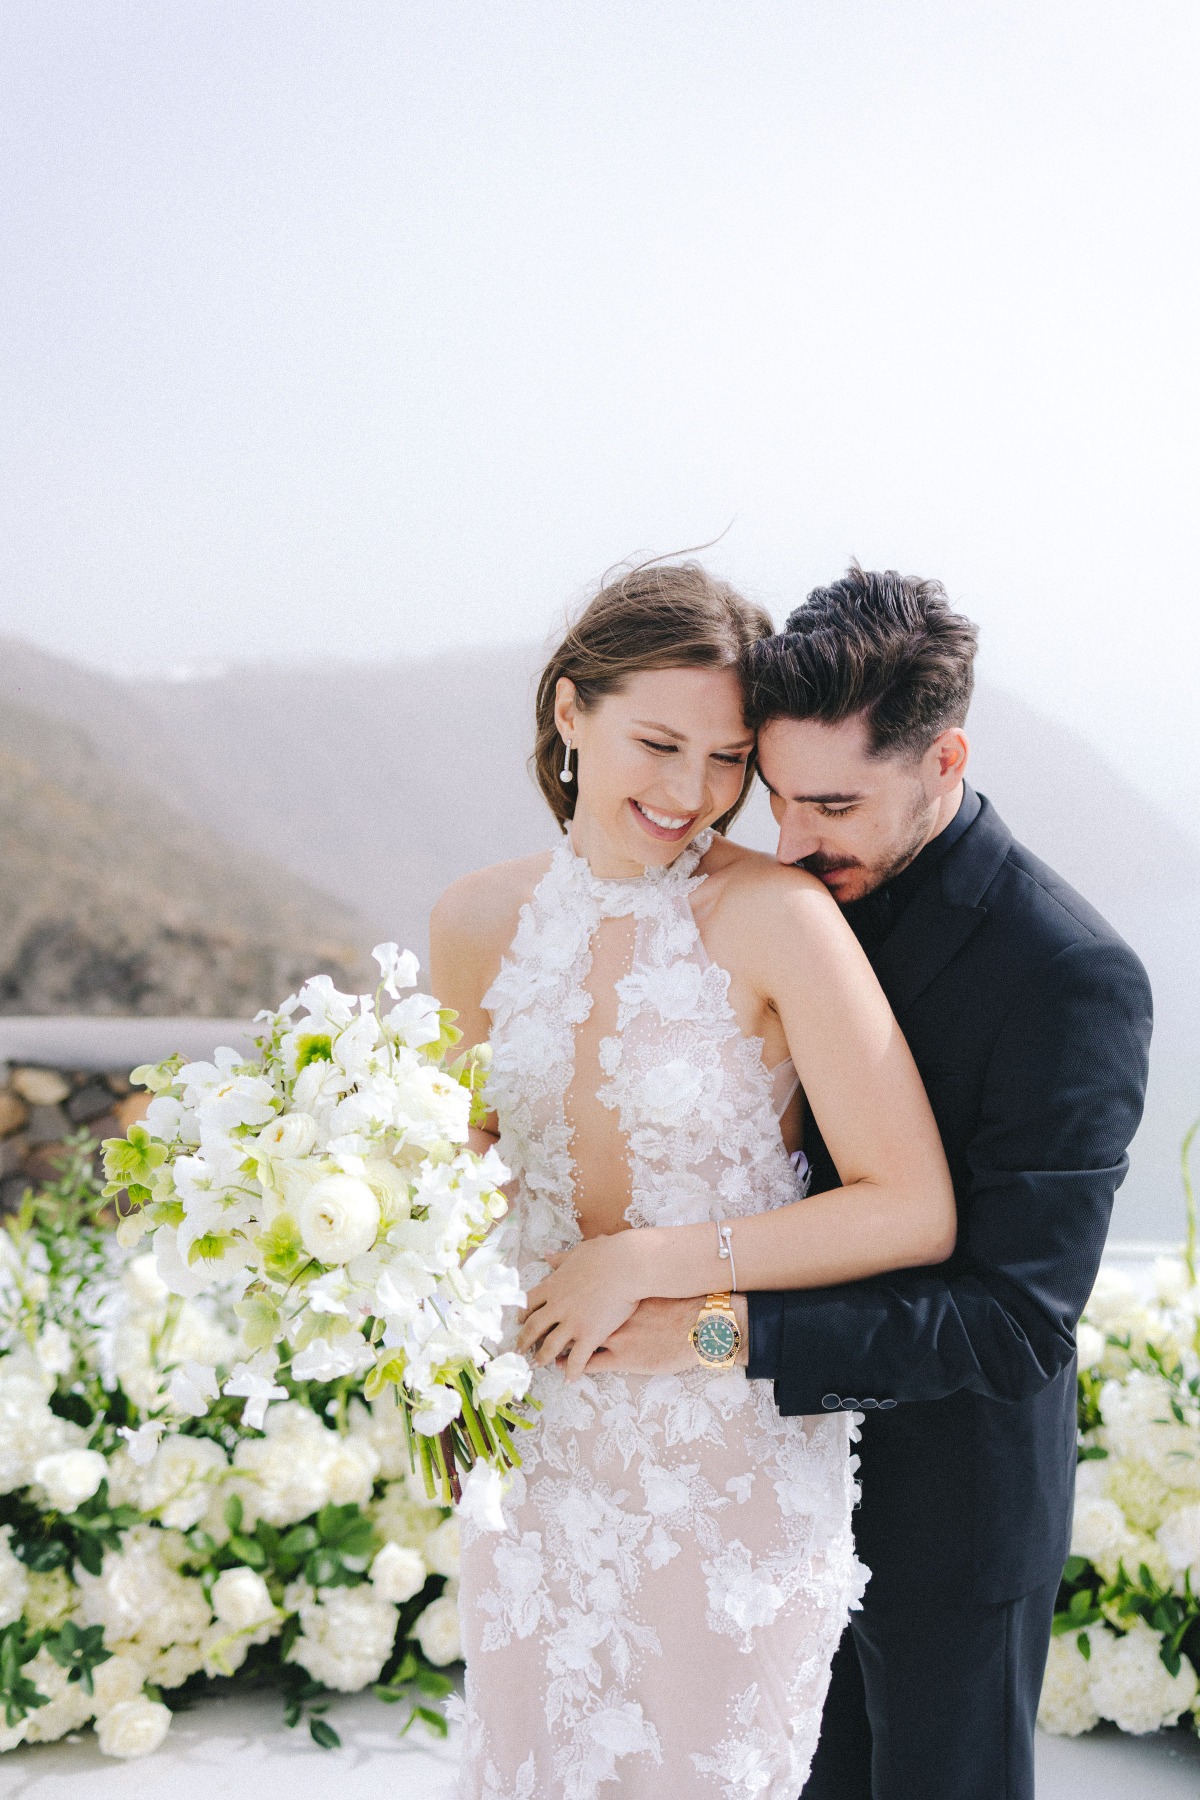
{"left": 1040, "top": 1122, "right": 1200, "bottom": 1740}
{"left": 0, "top": 1136, "right": 470, "bottom": 1762}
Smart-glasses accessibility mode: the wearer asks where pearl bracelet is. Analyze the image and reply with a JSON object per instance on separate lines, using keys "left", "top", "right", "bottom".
{"left": 716, "top": 1220, "right": 737, "bottom": 1292}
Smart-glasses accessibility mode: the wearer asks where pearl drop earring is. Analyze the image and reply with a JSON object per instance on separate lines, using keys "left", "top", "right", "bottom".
{"left": 560, "top": 741, "right": 574, "bottom": 784}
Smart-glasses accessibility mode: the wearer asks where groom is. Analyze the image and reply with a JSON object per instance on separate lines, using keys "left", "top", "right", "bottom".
{"left": 593, "top": 566, "right": 1153, "bottom": 1799}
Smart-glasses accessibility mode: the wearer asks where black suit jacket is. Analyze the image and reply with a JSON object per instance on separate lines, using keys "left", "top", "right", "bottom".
{"left": 748, "top": 790, "right": 1153, "bottom": 1606}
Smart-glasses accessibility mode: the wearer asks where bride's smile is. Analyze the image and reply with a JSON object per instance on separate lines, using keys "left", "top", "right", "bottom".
{"left": 554, "top": 662, "right": 755, "bottom": 877}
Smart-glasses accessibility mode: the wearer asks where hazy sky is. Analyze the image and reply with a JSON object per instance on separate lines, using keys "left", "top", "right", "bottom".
{"left": 2, "top": 2, "right": 1198, "bottom": 835}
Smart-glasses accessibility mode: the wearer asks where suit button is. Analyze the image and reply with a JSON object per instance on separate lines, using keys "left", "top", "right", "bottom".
{"left": 843, "top": 1397, "right": 859, "bottom": 1409}
{"left": 879, "top": 1399, "right": 897, "bottom": 1410}
{"left": 859, "top": 1398, "right": 878, "bottom": 1409}
{"left": 821, "top": 1394, "right": 840, "bottom": 1410}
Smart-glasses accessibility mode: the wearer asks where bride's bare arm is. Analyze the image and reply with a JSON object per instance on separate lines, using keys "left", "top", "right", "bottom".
{"left": 520, "top": 862, "right": 956, "bottom": 1374}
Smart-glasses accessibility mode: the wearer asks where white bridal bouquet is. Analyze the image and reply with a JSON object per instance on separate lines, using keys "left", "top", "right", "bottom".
{"left": 0, "top": 1135, "right": 469, "bottom": 1760}
{"left": 1040, "top": 1123, "right": 1200, "bottom": 1740}
{"left": 101, "top": 946, "right": 533, "bottom": 1520}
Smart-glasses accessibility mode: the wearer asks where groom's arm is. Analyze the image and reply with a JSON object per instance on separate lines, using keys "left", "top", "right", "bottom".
{"left": 749, "top": 936, "right": 1152, "bottom": 1413}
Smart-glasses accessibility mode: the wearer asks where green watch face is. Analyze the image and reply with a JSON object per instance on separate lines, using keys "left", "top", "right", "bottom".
{"left": 695, "top": 1312, "right": 738, "bottom": 1362}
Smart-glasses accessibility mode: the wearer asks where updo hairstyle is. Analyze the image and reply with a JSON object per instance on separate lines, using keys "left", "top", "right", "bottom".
{"left": 532, "top": 561, "right": 774, "bottom": 834}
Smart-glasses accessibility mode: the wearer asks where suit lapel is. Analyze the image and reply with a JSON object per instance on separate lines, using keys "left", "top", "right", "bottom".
{"left": 868, "top": 793, "right": 1012, "bottom": 1015}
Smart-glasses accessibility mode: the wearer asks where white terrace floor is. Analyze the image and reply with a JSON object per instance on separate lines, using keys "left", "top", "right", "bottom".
{"left": 1, "top": 1688, "right": 1199, "bottom": 1800}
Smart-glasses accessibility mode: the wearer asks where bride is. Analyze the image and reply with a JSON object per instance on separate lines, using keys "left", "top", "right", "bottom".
{"left": 431, "top": 561, "right": 955, "bottom": 1800}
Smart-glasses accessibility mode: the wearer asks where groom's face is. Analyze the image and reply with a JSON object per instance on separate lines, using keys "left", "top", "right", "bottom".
{"left": 757, "top": 713, "right": 950, "bottom": 904}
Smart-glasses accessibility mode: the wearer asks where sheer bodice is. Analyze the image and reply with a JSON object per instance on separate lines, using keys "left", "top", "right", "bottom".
{"left": 455, "top": 831, "right": 866, "bottom": 1800}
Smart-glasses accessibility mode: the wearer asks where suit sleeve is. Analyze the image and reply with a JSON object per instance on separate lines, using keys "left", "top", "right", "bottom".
{"left": 747, "top": 935, "right": 1153, "bottom": 1413}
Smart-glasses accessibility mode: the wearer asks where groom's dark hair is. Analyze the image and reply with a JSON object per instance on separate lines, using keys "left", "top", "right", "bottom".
{"left": 744, "top": 564, "right": 979, "bottom": 758}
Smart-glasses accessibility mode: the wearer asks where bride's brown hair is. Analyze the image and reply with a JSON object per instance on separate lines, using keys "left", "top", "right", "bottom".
{"left": 532, "top": 560, "right": 774, "bottom": 835}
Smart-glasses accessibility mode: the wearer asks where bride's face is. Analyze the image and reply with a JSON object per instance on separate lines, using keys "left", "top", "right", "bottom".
{"left": 556, "top": 665, "right": 754, "bottom": 874}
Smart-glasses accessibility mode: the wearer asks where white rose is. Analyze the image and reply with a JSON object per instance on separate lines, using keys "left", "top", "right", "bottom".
{"left": 1070, "top": 1495, "right": 1128, "bottom": 1565}
{"left": 370, "top": 1542, "right": 427, "bottom": 1603}
{"left": 1075, "top": 1323, "right": 1106, "bottom": 1370}
{"left": 287, "top": 1584, "right": 399, "bottom": 1691}
{"left": 211, "top": 1566, "right": 276, "bottom": 1632}
{"left": 412, "top": 1593, "right": 462, "bottom": 1666}
{"left": 298, "top": 1175, "right": 380, "bottom": 1264}
{"left": 423, "top": 1517, "right": 460, "bottom": 1578}
{"left": 90, "top": 1651, "right": 151, "bottom": 1715}
{"left": 34, "top": 1448, "right": 106, "bottom": 1512}
{"left": 96, "top": 1697, "right": 173, "bottom": 1759}
{"left": 134, "top": 1433, "right": 227, "bottom": 1530}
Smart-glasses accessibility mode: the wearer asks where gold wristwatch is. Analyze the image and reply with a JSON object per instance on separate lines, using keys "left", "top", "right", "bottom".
{"left": 690, "top": 1292, "right": 742, "bottom": 1369}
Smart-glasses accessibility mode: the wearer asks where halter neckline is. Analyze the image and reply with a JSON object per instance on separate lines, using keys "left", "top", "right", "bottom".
{"left": 561, "top": 825, "right": 714, "bottom": 892}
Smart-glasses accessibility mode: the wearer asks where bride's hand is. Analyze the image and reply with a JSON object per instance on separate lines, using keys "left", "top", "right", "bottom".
{"left": 517, "top": 1234, "right": 646, "bottom": 1381}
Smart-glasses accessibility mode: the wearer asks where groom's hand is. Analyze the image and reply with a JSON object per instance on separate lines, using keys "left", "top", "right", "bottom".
{"left": 583, "top": 1294, "right": 750, "bottom": 1375}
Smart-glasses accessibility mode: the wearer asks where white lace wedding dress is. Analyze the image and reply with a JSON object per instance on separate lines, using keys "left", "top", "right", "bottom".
{"left": 455, "top": 830, "right": 867, "bottom": 1800}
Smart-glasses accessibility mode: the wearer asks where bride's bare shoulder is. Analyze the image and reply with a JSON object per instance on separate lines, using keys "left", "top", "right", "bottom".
{"left": 431, "top": 850, "right": 555, "bottom": 958}
{"left": 703, "top": 838, "right": 839, "bottom": 934}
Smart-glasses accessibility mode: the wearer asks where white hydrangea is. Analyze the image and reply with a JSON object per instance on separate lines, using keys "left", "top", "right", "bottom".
{"left": 22, "top": 1567, "right": 76, "bottom": 1632}
{"left": 1157, "top": 1503, "right": 1200, "bottom": 1590}
{"left": 74, "top": 1524, "right": 211, "bottom": 1657}
{"left": 231, "top": 1401, "right": 378, "bottom": 1526}
{"left": 285, "top": 1582, "right": 399, "bottom": 1691}
{"left": 0, "top": 1524, "right": 29, "bottom": 1628}
{"left": 370, "top": 1479, "right": 450, "bottom": 1561}
{"left": 22, "top": 1645, "right": 97, "bottom": 1743}
{"left": 0, "top": 1366, "right": 85, "bottom": 1493}
{"left": 1037, "top": 1630, "right": 1100, "bottom": 1737}
{"left": 1089, "top": 1618, "right": 1198, "bottom": 1734}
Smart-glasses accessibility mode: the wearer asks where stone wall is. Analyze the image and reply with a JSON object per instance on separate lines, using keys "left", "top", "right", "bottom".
{"left": 0, "top": 1063, "right": 150, "bottom": 1213}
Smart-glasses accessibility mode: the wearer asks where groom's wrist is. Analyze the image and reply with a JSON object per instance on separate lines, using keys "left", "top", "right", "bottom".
{"left": 731, "top": 1293, "right": 749, "bottom": 1366}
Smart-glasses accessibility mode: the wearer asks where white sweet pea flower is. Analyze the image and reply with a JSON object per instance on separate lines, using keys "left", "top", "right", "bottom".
{"left": 411, "top": 1383, "right": 462, "bottom": 1436}
{"left": 117, "top": 1421, "right": 167, "bottom": 1467}
{"left": 34, "top": 1448, "right": 107, "bottom": 1512}
{"left": 124, "top": 1253, "right": 170, "bottom": 1308}
{"left": 143, "top": 1094, "right": 185, "bottom": 1144}
{"left": 476, "top": 1351, "right": 533, "bottom": 1409}
{"left": 373, "top": 942, "right": 420, "bottom": 998}
{"left": 290, "top": 1333, "right": 375, "bottom": 1382}
{"left": 298, "top": 1175, "right": 380, "bottom": 1264}
{"left": 35, "top": 1321, "right": 73, "bottom": 1377}
{"left": 224, "top": 1352, "right": 289, "bottom": 1432}
{"left": 386, "top": 993, "right": 443, "bottom": 1048}
{"left": 167, "top": 1360, "right": 220, "bottom": 1417}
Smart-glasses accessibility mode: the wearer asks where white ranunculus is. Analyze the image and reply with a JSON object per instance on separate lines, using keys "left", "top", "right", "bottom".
{"left": 255, "top": 1112, "right": 319, "bottom": 1162}
{"left": 412, "top": 1593, "right": 462, "bottom": 1666}
{"left": 34, "top": 1448, "right": 106, "bottom": 1513}
{"left": 211, "top": 1566, "right": 276, "bottom": 1631}
{"left": 95, "top": 1697, "right": 173, "bottom": 1759}
{"left": 370, "top": 1541, "right": 427, "bottom": 1603}
{"left": 298, "top": 1175, "right": 380, "bottom": 1264}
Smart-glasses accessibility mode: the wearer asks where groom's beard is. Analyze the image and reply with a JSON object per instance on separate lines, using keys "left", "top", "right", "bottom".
{"left": 798, "top": 805, "right": 933, "bottom": 903}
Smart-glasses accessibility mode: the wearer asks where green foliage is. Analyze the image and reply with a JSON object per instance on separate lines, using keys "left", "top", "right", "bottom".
{"left": 0, "top": 1623, "right": 48, "bottom": 1729}
{"left": 42, "top": 1622, "right": 112, "bottom": 1696}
